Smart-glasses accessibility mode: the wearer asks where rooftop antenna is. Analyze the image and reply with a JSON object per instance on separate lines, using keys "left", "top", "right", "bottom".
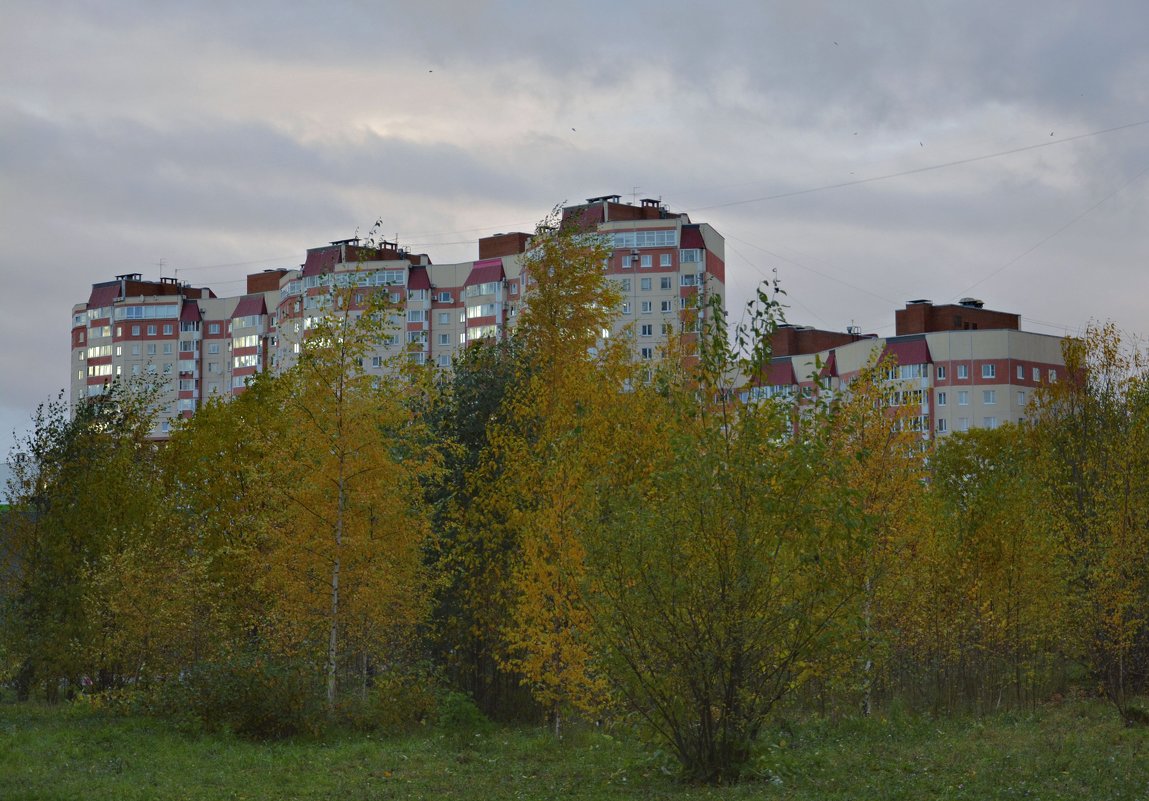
{"left": 157, "top": 258, "right": 166, "bottom": 279}
{"left": 631, "top": 185, "right": 641, "bottom": 205}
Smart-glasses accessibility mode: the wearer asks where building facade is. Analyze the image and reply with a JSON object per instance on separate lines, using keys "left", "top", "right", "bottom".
{"left": 746, "top": 299, "right": 1067, "bottom": 438}
{"left": 70, "top": 197, "right": 727, "bottom": 436}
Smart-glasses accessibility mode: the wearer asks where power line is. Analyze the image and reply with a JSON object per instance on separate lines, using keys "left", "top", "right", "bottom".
{"left": 685, "top": 118, "right": 1149, "bottom": 213}
{"left": 956, "top": 162, "right": 1149, "bottom": 298}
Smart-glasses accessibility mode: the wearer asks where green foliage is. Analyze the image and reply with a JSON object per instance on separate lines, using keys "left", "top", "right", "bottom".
{"left": 149, "top": 651, "right": 327, "bottom": 739}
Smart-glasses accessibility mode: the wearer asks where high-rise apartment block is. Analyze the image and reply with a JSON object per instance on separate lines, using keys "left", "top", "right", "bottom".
{"left": 747, "top": 298, "right": 1067, "bottom": 438}
{"left": 71, "top": 197, "right": 726, "bottom": 436}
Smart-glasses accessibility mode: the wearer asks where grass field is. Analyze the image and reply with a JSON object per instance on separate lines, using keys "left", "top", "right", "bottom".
{"left": 2, "top": 698, "right": 1147, "bottom": 800}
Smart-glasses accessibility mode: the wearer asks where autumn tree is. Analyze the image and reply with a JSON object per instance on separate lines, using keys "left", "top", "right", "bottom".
{"left": 251, "top": 275, "right": 435, "bottom": 715}
{"left": 1, "top": 382, "right": 162, "bottom": 699}
{"left": 1030, "top": 322, "right": 1149, "bottom": 723}
{"left": 580, "top": 288, "right": 887, "bottom": 782}
{"left": 472, "top": 210, "right": 620, "bottom": 733}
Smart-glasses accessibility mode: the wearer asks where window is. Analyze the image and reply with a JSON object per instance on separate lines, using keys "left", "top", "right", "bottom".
{"left": 621, "top": 302, "right": 631, "bottom": 315}
{"left": 438, "top": 312, "right": 450, "bottom": 325}
{"left": 1048, "top": 369, "right": 1057, "bottom": 383}
{"left": 620, "top": 278, "right": 631, "bottom": 292}
{"left": 680, "top": 248, "right": 701, "bottom": 263}
{"left": 611, "top": 230, "right": 678, "bottom": 249}
{"left": 660, "top": 253, "right": 672, "bottom": 267}
{"left": 1033, "top": 367, "right": 1040, "bottom": 382}
{"left": 640, "top": 347, "right": 654, "bottom": 360}
{"left": 162, "top": 363, "right": 173, "bottom": 375}
{"left": 983, "top": 416, "right": 998, "bottom": 429}
{"left": 131, "top": 344, "right": 141, "bottom": 356}
{"left": 983, "top": 390, "right": 996, "bottom": 404}
{"left": 937, "top": 418, "right": 948, "bottom": 433}
{"left": 132, "top": 364, "right": 141, "bottom": 376}
{"left": 407, "top": 331, "right": 428, "bottom": 345}
{"left": 371, "top": 356, "right": 383, "bottom": 368}
{"left": 163, "top": 342, "right": 173, "bottom": 355}
{"left": 660, "top": 277, "right": 672, "bottom": 290}
{"left": 207, "top": 362, "right": 219, "bottom": 374}
{"left": 438, "top": 291, "right": 452, "bottom": 303}
{"left": 208, "top": 343, "right": 220, "bottom": 355}
{"left": 681, "top": 274, "right": 698, "bottom": 287}
{"left": 640, "top": 254, "right": 652, "bottom": 268}
{"left": 132, "top": 325, "right": 140, "bottom": 336}
{"left": 438, "top": 354, "right": 451, "bottom": 367}
{"left": 661, "top": 300, "right": 673, "bottom": 313}
{"left": 981, "top": 364, "right": 996, "bottom": 379}
{"left": 937, "top": 365, "right": 947, "bottom": 380}
{"left": 438, "top": 333, "right": 450, "bottom": 345}
{"left": 163, "top": 324, "right": 173, "bottom": 336}
{"left": 640, "top": 277, "right": 652, "bottom": 291}
{"left": 407, "top": 309, "right": 426, "bottom": 323}
{"left": 957, "top": 364, "right": 969, "bottom": 379}
{"left": 1017, "top": 390, "right": 1026, "bottom": 405}
{"left": 937, "top": 391, "right": 947, "bottom": 406}
{"left": 958, "top": 417, "right": 969, "bottom": 432}
{"left": 147, "top": 325, "right": 157, "bottom": 336}
{"left": 233, "top": 354, "right": 258, "bottom": 369}
{"left": 116, "top": 326, "right": 122, "bottom": 337}
{"left": 620, "top": 253, "right": 632, "bottom": 269}
{"left": 390, "top": 292, "right": 402, "bottom": 304}
{"left": 640, "top": 324, "right": 653, "bottom": 337}
{"left": 147, "top": 343, "right": 157, "bottom": 356}
{"left": 641, "top": 301, "right": 652, "bottom": 314}
{"left": 1017, "top": 364, "right": 1025, "bottom": 380}
{"left": 958, "top": 391, "right": 969, "bottom": 406}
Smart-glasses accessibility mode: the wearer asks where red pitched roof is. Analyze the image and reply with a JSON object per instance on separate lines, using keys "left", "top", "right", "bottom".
{"left": 765, "top": 358, "right": 796, "bottom": 386}
{"left": 881, "top": 337, "right": 932, "bottom": 366}
{"left": 87, "top": 283, "right": 120, "bottom": 309}
{"left": 819, "top": 350, "right": 838, "bottom": 379}
{"left": 680, "top": 225, "right": 705, "bottom": 249}
{"left": 407, "top": 265, "right": 431, "bottom": 291}
{"left": 231, "top": 295, "right": 266, "bottom": 318}
{"left": 180, "top": 302, "right": 201, "bottom": 322}
{"left": 465, "top": 259, "right": 505, "bottom": 287}
{"left": 302, "top": 247, "right": 339, "bottom": 277}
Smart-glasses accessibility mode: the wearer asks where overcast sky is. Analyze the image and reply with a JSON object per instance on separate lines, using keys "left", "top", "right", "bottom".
{"left": 3, "top": 0, "right": 1148, "bottom": 474}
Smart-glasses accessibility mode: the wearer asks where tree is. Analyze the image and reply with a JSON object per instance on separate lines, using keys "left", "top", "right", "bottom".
{"left": 252, "top": 275, "right": 435, "bottom": 714}
{"left": 1, "top": 382, "right": 162, "bottom": 699}
{"left": 1030, "top": 322, "right": 1149, "bottom": 723}
{"left": 473, "top": 210, "right": 620, "bottom": 733}
{"left": 580, "top": 289, "right": 885, "bottom": 782}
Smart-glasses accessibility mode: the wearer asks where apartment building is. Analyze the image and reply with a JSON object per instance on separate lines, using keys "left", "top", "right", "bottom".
{"left": 70, "top": 197, "right": 727, "bottom": 435}
{"left": 746, "top": 298, "right": 1067, "bottom": 438}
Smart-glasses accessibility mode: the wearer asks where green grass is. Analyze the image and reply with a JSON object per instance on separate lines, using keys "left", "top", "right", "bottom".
{"left": 2, "top": 699, "right": 1148, "bottom": 800}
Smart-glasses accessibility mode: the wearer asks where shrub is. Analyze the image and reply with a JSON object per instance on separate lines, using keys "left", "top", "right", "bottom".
{"left": 153, "top": 652, "right": 326, "bottom": 739}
